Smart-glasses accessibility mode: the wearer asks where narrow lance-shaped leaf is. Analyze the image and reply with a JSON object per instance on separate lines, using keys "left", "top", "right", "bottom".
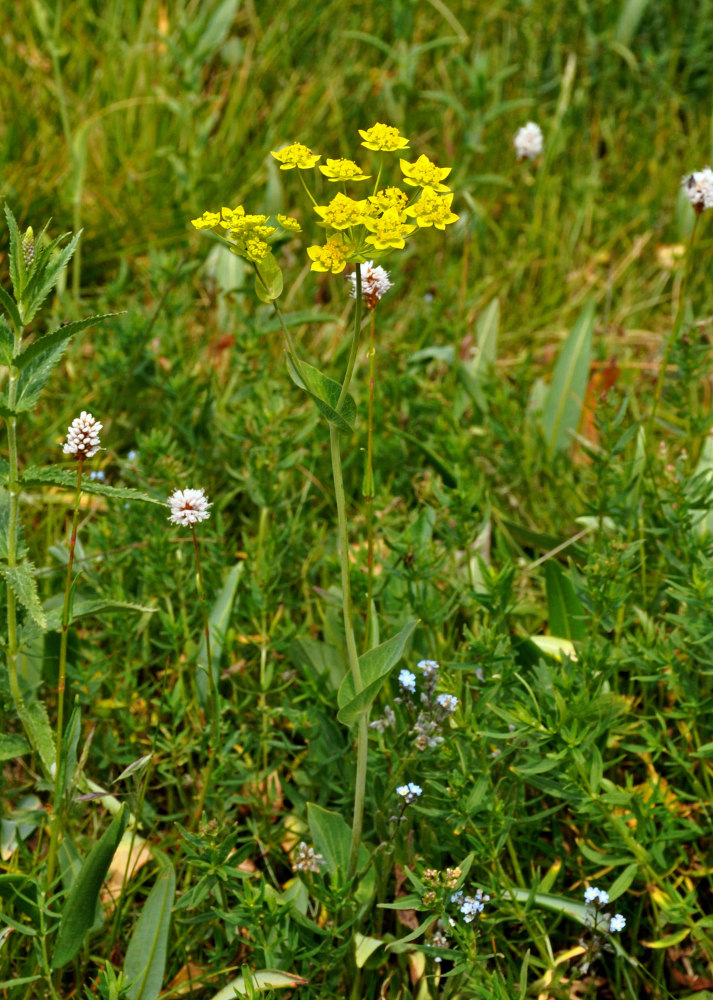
{"left": 540, "top": 299, "right": 594, "bottom": 455}
{"left": 21, "top": 230, "right": 81, "bottom": 324}
{"left": 14, "top": 312, "right": 120, "bottom": 371}
{"left": 51, "top": 804, "right": 129, "bottom": 969}
{"left": 337, "top": 620, "right": 417, "bottom": 726}
{"left": 124, "top": 864, "right": 176, "bottom": 1000}
{"left": 196, "top": 562, "right": 243, "bottom": 703}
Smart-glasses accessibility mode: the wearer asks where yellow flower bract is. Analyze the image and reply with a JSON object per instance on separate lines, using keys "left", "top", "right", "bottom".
{"left": 315, "top": 193, "right": 370, "bottom": 230}
{"left": 271, "top": 142, "right": 321, "bottom": 170}
{"left": 307, "top": 234, "right": 352, "bottom": 273}
{"left": 405, "top": 187, "right": 459, "bottom": 230}
{"left": 363, "top": 208, "right": 416, "bottom": 250}
{"left": 319, "top": 158, "right": 371, "bottom": 182}
{"left": 400, "top": 155, "right": 452, "bottom": 192}
{"left": 359, "top": 123, "right": 410, "bottom": 152}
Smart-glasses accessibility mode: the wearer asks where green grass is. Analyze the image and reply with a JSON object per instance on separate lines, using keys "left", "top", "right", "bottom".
{"left": 2, "top": 1, "right": 713, "bottom": 998}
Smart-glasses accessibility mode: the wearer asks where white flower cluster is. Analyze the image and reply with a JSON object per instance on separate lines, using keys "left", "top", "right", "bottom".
{"left": 514, "top": 122, "right": 543, "bottom": 160}
{"left": 167, "top": 488, "right": 212, "bottom": 527}
{"left": 584, "top": 886, "right": 609, "bottom": 905}
{"left": 63, "top": 411, "right": 102, "bottom": 460}
{"left": 451, "top": 887, "right": 490, "bottom": 923}
{"left": 348, "top": 260, "right": 393, "bottom": 307}
{"left": 682, "top": 167, "right": 713, "bottom": 211}
{"left": 396, "top": 782, "right": 422, "bottom": 804}
{"left": 292, "top": 841, "right": 326, "bottom": 873}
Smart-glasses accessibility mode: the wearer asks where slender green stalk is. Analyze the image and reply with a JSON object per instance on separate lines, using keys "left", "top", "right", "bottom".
{"left": 256, "top": 505, "right": 270, "bottom": 775}
{"left": 45, "top": 461, "right": 85, "bottom": 888}
{"left": 192, "top": 525, "right": 218, "bottom": 828}
{"left": 363, "top": 310, "right": 376, "bottom": 652}
{"left": 649, "top": 213, "right": 700, "bottom": 431}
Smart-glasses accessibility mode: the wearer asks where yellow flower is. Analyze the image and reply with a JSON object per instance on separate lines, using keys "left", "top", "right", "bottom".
{"left": 245, "top": 239, "right": 271, "bottom": 262}
{"left": 359, "top": 123, "right": 410, "bottom": 152}
{"left": 369, "top": 187, "right": 409, "bottom": 213}
{"left": 363, "top": 208, "right": 416, "bottom": 250}
{"left": 277, "top": 214, "right": 302, "bottom": 233}
{"left": 319, "top": 158, "right": 371, "bottom": 182}
{"left": 405, "top": 187, "right": 459, "bottom": 230}
{"left": 399, "top": 155, "right": 451, "bottom": 192}
{"left": 215, "top": 207, "right": 245, "bottom": 231}
{"left": 314, "top": 192, "right": 370, "bottom": 230}
{"left": 307, "top": 234, "right": 351, "bottom": 273}
{"left": 191, "top": 210, "right": 221, "bottom": 230}
{"left": 271, "top": 142, "right": 321, "bottom": 170}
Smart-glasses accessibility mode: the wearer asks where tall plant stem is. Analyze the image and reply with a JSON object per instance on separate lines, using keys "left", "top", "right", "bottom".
{"left": 329, "top": 423, "right": 367, "bottom": 879}
{"left": 363, "top": 310, "right": 376, "bottom": 652}
{"left": 46, "top": 461, "right": 84, "bottom": 888}
{"left": 648, "top": 213, "right": 700, "bottom": 433}
{"left": 4, "top": 318, "right": 39, "bottom": 794}
{"left": 192, "top": 526, "right": 218, "bottom": 828}
{"left": 257, "top": 505, "right": 270, "bottom": 775}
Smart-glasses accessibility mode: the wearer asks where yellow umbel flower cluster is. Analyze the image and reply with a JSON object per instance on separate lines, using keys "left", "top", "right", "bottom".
{"left": 190, "top": 124, "right": 458, "bottom": 281}
{"left": 270, "top": 123, "right": 458, "bottom": 274}
{"left": 190, "top": 206, "right": 301, "bottom": 264}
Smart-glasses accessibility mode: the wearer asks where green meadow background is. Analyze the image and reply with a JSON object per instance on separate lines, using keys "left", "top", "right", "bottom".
{"left": 2, "top": 0, "right": 713, "bottom": 997}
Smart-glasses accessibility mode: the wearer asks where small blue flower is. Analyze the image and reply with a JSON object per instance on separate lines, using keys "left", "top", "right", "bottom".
{"left": 89, "top": 469, "right": 106, "bottom": 481}
{"left": 128, "top": 450, "right": 138, "bottom": 461}
{"left": 417, "top": 659, "right": 439, "bottom": 679}
{"left": 436, "top": 693, "right": 458, "bottom": 714}
{"left": 584, "top": 886, "right": 609, "bottom": 906}
{"left": 399, "top": 669, "right": 416, "bottom": 692}
{"left": 609, "top": 913, "right": 626, "bottom": 933}
{"left": 396, "top": 782, "right": 422, "bottom": 804}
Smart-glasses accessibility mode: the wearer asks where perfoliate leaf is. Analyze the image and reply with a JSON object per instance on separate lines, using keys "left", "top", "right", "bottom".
{"left": 337, "top": 620, "right": 417, "bottom": 726}
{"left": 51, "top": 805, "right": 129, "bottom": 969}
{"left": 253, "top": 253, "right": 283, "bottom": 303}
{"left": 285, "top": 355, "right": 357, "bottom": 433}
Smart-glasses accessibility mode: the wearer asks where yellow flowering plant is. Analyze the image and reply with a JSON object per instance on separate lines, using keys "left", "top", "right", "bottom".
{"left": 190, "top": 123, "right": 458, "bottom": 890}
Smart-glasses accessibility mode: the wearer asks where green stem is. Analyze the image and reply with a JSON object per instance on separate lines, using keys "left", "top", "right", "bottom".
{"left": 257, "top": 505, "right": 270, "bottom": 775}
{"left": 46, "top": 460, "right": 84, "bottom": 888}
{"left": 337, "top": 271, "right": 362, "bottom": 412}
{"left": 363, "top": 310, "right": 376, "bottom": 652}
{"left": 192, "top": 525, "right": 218, "bottom": 827}
{"left": 649, "top": 213, "right": 700, "bottom": 431}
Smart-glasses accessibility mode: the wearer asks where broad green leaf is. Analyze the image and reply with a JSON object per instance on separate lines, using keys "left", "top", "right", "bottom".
{"left": 0, "top": 733, "right": 30, "bottom": 761}
{"left": 58, "top": 839, "right": 103, "bottom": 933}
{"left": 210, "top": 970, "right": 308, "bottom": 1000}
{"left": 124, "top": 864, "right": 176, "bottom": 1000}
{"left": 306, "top": 802, "right": 351, "bottom": 879}
{"left": 544, "top": 561, "right": 587, "bottom": 641}
{"left": 20, "top": 465, "right": 164, "bottom": 504}
{"left": 337, "top": 620, "right": 417, "bottom": 726}
{"left": 355, "top": 933, "right": 383, "bottom": 968}
{"left": 25, "top": 700, "right": 55, "bottom": 776}
{"left": 51, "top": 804, "right": 129, "bottom": 969}
{"left": 285, "top": 355, "right": 356, "bottom": 433}
{"left": 290, "top": 636, "right": 346, "bottom": 691}
{"left": 0, "top": 561, "right": 47, "bottom": 628}
{"left": 253, "top": 253, "right": 283, "bottom": 303}
{"left": 608, "top": 862, "right": 639, "bottom": 901}
{"left": 14, "top": 341, "right": 66, "bottom": 412}
{"left": 14, "top": 312, "right": 119, "bottom": 371}
{"left": 197, "top": 562, "right": 243, "bottom": 703}
{"left": 541, "top": 299, "right": 594, "bottom": 454}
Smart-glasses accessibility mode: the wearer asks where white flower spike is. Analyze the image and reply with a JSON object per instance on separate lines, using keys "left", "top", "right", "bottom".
{"left": 349, "top": 261, "right": 393, "bottom": 309}
{"left": 682, "top": 167, "right": 713, "bottom": 212}
{"left": 514, "top": 122, "right": 543, "bottom": 161}
{"left": 167, "top": 488, "right": 212, "bottom": 527}
{"left": 63, "top": 411, "right": 102, "bottom": 460}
